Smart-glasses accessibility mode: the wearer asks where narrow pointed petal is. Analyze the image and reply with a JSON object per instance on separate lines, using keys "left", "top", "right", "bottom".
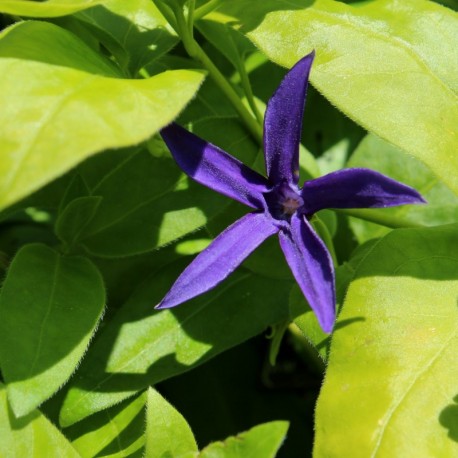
{"left": 264, "top": 51, "right": 314, "bottom": 185}
{"left": 161, "top": 123, "right": 268, "bottom": 209}
{"left": 301, "top": 168, "right": 426, "bottom": 215}
{"left": 156, "top": 212, "right": 278, "bottom": 310}
{"left": 279, "top": 214, "right": 335, "bottom": 333}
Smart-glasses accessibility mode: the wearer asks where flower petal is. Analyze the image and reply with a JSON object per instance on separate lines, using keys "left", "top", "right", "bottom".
{"left": 161, "top": 123, "right": 268, "bottom": 209}
{"left": 156, "top": 212, "right": 278, "bottom": 310}
{"left": 301, "top": 168, "right": 426, "bottom": 214}
{"left": 264, "top": 51, "right": 314, "bottom": 185}
{"left": 279, "top": 214, "right": 335, "bottom": 333}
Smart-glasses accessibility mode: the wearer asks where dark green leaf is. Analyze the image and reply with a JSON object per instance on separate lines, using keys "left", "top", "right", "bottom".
{"left": 0, "top": 21, "right": 122, "bottom": 76}
{"left": 75, "top": 0, "right": 179, "bottom": 76}
{"left": 0, "top": 243, "right": 105, "bottom": 416}
{"left": 55, "top": 196, "right": 102, "bottom": 248}
{"left": 60, "top": 261, "right": 293, "bottom": 426}
{"left": 348, "top": 133, "right": 458, "bottom": 242}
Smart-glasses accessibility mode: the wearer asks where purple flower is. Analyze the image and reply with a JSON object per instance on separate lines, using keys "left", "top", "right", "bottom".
{"left": 157, "top": 51, "right": 425, "bottom": 333}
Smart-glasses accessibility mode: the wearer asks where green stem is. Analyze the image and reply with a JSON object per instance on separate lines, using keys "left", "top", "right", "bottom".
{"left": 174, "top": 7, "right": 263, "bottom": 143}
{"left": 312, "top": 216, "right": 338, "bottom": 266}
{"left": 336, "top": 208, "right": 423, "bottom": 229}
{"left": 288, "top": 323, "right": 326, "bottom": 374}
{"left": 194, "top": 0, "right": 224, "bottom": 20}
{"left": 237, "top": 58, "right": 264, "bottom": 123}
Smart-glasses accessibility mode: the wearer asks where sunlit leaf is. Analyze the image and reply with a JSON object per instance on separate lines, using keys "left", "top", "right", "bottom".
{"left": 67, "top": 392, "right": 146, "bottom": 458}
{"left": 145, "top": 387, "right": 198, "bottom": 458}
{"left": 0, "top": 244, "right": 105, "bottom": 416}
{"left": 0, "top": 58, "right": 204, "bottom": 211}
{"left": 218, "top": 0, "right": 458, "bottom": 194}
{"left": 199, "top": 421, "right": 289, "bottom": 458}
{"left": 314, "top": 224, "right": 458, "bottom": 456}
{"left": 0, "top": 384, "right": 80, "bottom": 458}
{"left": 0, "top": 0, "right": 103, "bottom": 17}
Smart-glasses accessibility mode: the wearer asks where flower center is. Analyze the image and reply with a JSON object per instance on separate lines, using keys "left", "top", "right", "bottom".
{"left": 281, "top": 196, "right": 303, "bottom": 215}
{"left": 263, "top": 183, "right": 304, "bottom": 221}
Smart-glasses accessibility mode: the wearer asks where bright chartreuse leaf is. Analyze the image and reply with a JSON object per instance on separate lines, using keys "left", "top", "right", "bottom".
{"left": 67, "top": 392, "right": 147, "bottom": 458}
{"left": 0, "top": 21, "right": 122, "bottom": 76}
{"left": 347, "top": 133, "right": 458, "bottom": 243}
{"left": 0, "top": 384, "right": 80, "bottom": 458}
{"left": 0, "top": 0, "right": 102, "bottom": 17}
{"left": 59, "top": 262, "right": 293, "bottom": 426}
{"left": 314, "top": 224, "right": 458, "bottom": 457}
{"left": 75, "top": 0, "right": 178, "bottom": 76}
{"left": 218, "top": 0, "right": 458, "bottom": 195}
{"left": 145, "top": 387, "right": 198, "bottom": 458}
{"left": 0, "top": 243, "right": 105, "bottom": 417}
{"left": 199, "top": 421, "right": 289, "bottom": 458}
{"left": 0, "top": 58, "right": 204, "bottom": 212}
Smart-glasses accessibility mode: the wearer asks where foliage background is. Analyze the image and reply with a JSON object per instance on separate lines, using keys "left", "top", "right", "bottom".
{"left": 0, "top": 0, "right": 457, "bottom": 456}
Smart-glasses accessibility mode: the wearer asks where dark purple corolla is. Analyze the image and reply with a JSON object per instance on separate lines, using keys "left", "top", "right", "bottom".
{"left": 157, "top": 51, "right": 425, "bottom": 333}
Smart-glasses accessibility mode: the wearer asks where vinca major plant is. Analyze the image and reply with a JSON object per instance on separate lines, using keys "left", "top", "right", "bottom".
{"left": 0, "top": 1, "right": 457, "bottom": 457}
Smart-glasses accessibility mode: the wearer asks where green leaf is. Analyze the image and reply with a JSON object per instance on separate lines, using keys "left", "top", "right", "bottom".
{"left": 79, "top": 117, "right": 258, "bottom": 257}
{"left": 67, "top": 392, "right": 147, "bottom": 458}
{"left": 0, "top": 383, "right": 80, "bottom": 458}
{"left": 0, "top": 243, "right": 105, "bottom": 416}
{"left": 59, "top": 262, "right": 293, "bottom": 426}
{"left": 55, "top": 196, "right": 102, "bottom": 247}
{"left": 199, "top": 421, "right": 289, "bottom": 458}
{"left": 347, "top": 133, "right": 458, "bottom": 243}
{"left": 0, "top": 0, "right": 103, "bottom": 17}
{"left": 0, "top": 58, "right": 204, "bottom": 211}
{"left": 314, "top": 224, "right": 458, "bottom": 457}
{"left": 76, "top": 148, "right": 217, "bottom": 257}
{"left": 219, "top": 0, "right": 458, "bottom": 194}
{"left": 145, "top": 387, "right": 198, "bottom": 458}
{"left": 197, "top": 18, "right": 256, "bottom": 70}
{"left": 58, "top": 173, "right": 91, "bottom": 214}
{"left": 0, "top": 21, "right": 122, "bottom": 76}
{"left": 75, "top": 0, "right": 178, "bottom": 75}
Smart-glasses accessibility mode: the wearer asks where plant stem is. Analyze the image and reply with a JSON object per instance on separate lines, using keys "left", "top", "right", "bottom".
{"left": 194, "top": 0, "right": 224, "bottom": 20}
{"left": 174, "top": 7, "right": 263, "bottom": 143}
{"left": 237, "top": 57, "right": 264, "bottom": 124}
{"left": 312, "top": 216, "right": 338, "bottom": 266}
{"left": 336, "top": 208, "right": 423, "bottom": 229}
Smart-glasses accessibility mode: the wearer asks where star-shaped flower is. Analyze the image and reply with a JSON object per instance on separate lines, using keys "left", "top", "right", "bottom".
{"left": 157, "top": 51, "right": 425, "bottom": 332}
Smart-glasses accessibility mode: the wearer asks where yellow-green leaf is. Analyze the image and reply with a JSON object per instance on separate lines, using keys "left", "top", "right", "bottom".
{"left": 0, "top": 58, "right": 204, "bottom": 211}
{"left": 0, "top": 0, "right": 103, "bottom": 17}
{"left": 0, "top": 383, "right": 80, "bottom": 458}
{"left": 314, "top": 224, "right": 458, "bottom": 457}
{"left": 218, "top": 0, "right": 458, "bottom": 194}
